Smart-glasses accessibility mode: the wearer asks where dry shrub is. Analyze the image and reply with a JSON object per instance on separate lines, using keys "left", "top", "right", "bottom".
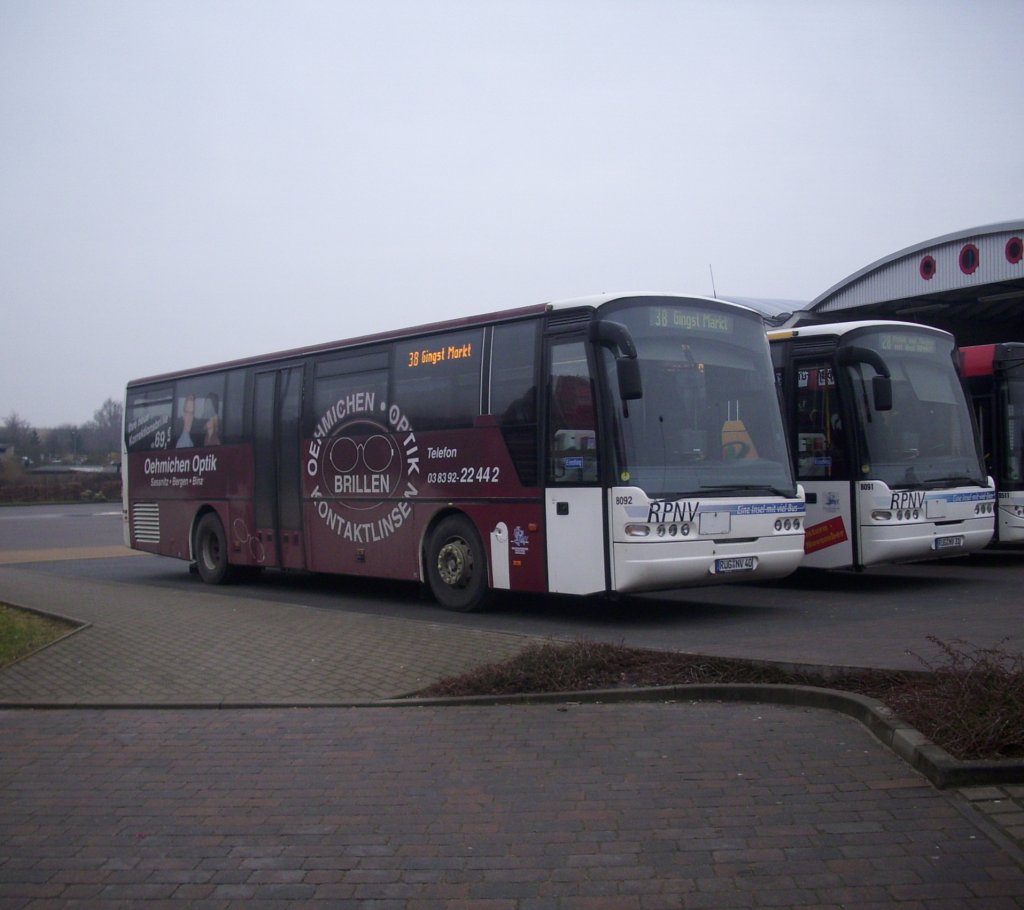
{"left": 890, "top": 637, "right": 1024, "bottom": 760}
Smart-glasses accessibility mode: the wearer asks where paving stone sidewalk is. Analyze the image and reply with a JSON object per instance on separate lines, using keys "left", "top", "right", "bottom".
{"left": 0, "top": 567, "right": 533, "bottom": 705}
{"left": 2, "top": 702, "right": 1024, "bottom": 908}
{"left": 2, "top": 561, "right": 1024, "bottom": 906}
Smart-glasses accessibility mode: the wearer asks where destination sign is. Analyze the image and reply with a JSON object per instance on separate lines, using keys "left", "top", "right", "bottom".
{"left": 878, "top": 333, "right": 938, "bottom": 354}
{"left": 401, "top": 331, "right": 480, "bottom": 370}
{"left": 650, "top": 307, "right": 734, "bottom": 334}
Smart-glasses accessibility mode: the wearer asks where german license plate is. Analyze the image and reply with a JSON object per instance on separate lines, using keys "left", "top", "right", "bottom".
{"left": 933, "top": 535, "right": 964, "bottom": 551}
{"left": 714, "top": 556, "right": 756, "bottom": 574}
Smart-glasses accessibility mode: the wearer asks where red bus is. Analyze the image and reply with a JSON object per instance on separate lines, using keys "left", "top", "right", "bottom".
{"left": 961, "top": 343, "right": 1024, "bottom": 544}
{"left": 123, "top": 294, "right": 806, "bottom": 611}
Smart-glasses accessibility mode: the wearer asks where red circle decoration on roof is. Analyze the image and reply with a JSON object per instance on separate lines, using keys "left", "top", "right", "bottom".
{"left": 959, "top": 243, "right": 980, "bottom": 275}
{"left": 919, "top": 255, "right": 936, "bottom": 280}
{"left": 1007, "top": 237, "right": 1023, "bottom": 265}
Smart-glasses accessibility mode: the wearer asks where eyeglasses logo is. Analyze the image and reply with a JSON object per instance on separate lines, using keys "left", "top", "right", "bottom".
{"left": 328, "top": 434, "right": 396, "bottom": 475}
{"left": 325, "top": 433, "right": 401, "bottom": 501}
{"left": 307, "top": 391, "right": 420, "bottom": 539}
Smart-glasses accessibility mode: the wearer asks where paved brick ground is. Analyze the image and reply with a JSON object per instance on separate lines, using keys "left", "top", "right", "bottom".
{"left": 961, "top": 786, "right": 1024, "bottom": 849}
{"left": 2, "top": 554, "right": 1024, "bottom": 906}
{"left": 0, "top": 567, "right": 531, "bottom": 704}
{"left": 2, "top": 702, "right": 1023, "bottom": 909}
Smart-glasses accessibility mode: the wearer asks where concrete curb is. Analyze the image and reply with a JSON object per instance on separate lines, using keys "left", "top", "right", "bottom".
{"left": 385, "top": 683, "right": 1024, "bottom": 791}
{"left": 4, "top": 683, "right": 1022, "bottom": 790}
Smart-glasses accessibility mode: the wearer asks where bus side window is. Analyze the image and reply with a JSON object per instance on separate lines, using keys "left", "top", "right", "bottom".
{"left": 125, "top": 387, "right": 173, "bottom": 452}
{"left": 491, "top": 321, "right": 540, "bottom": 486}
{"left": 392, "top": 330, "right": 482, "bottom": 430}
{"left": 172, "top": 375, "right": 226, "bottom": 449}
{"left": 223, "top": 369, "right": 247, "bottom": 443}
{"left": 547, "top": 340, "right": 598, "bottom": 484}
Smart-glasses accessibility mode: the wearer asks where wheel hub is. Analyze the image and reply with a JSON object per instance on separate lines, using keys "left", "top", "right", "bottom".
{"left": 437, "top": 539, "right": 471, "bottom": 587}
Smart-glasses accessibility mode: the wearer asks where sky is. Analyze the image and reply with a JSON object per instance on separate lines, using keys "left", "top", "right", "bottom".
{"left": 2, "top": 0, "right": 1023, "bottom": 429}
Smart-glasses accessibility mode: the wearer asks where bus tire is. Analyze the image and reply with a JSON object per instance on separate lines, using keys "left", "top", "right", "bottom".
{"left": 426, "top": 515, "right": 489, "bottom": 612}
{"left": 194, "top": 512, "right": 235, "bottom": 585}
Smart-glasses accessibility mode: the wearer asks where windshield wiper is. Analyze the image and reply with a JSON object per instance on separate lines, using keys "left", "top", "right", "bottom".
{"left": 698, "top": 483, "right": 793, "bottom": 497}
{"left": 919, "top": 476, "right": 986, "bottom": 489}
{"left": 891, "top": 476, "right": 984, "bottom": 491}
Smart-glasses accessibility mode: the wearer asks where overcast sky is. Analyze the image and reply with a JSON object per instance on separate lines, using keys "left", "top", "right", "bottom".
{"left": 2, "top": 0, "right": 1022, "bottom": 428}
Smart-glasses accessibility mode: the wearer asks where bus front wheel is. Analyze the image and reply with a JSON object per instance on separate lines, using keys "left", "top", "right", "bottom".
{"left": 194, "top": 512, "right": 235, "bottom": 585}
{"left": 426, "top": 515, "right": 489, "bottom": 612}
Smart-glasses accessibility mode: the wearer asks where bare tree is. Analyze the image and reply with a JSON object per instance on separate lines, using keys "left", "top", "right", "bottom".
{"left": 45, "top": 425, "right": 77, "bottom": 461}
{"left": 3, "top": 412, "right": 30, "bottom": 449}
{"left": 87, "top": 398, "right": 123, "bottom": 455}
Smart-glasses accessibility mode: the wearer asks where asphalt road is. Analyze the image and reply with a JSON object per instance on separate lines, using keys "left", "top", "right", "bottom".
{"left": 2, "top": 502, "right": 1021, "bottom": 672}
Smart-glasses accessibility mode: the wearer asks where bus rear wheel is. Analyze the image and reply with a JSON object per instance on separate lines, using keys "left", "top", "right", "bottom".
{"left": 426, "top": 515, "right": 489, "bottom": 612}
{"left": 194, "top": 512, "right": 236, "bottom": 585}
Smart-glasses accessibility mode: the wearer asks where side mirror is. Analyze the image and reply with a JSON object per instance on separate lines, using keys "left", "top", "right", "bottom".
{"left": 872, "top": 375, "right": 893, "bottom": 411}
{"left": 590, "top": 320, "right": 643, "bottom": 401}
{"left": 838, "top": 345, "right": 892, "bottom": 412}
{"left": 617, "top": 358, "right": 643, "bottom": 401}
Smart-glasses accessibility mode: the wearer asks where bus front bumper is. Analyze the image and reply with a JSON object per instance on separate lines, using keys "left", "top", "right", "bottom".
{"left": 611, "top": 534, "right": 805, "bottom": 593}
{"left": 859, "top": 516, "right": 994, "bottom": 567}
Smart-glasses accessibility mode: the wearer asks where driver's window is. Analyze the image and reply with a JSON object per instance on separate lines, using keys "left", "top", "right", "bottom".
{"left": 547, "top": 340, "right": 598, "bottom": 483}
{"left": 795, "top": 360, "right": 847, "bottom": 479}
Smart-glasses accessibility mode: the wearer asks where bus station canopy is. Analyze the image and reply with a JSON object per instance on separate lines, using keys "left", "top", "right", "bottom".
{"left": 804, "top": 220, "right": 1024, "bottom": 346}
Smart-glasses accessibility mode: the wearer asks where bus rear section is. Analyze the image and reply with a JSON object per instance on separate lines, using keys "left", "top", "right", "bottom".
{"left": 961, "top": 343, "right": 1024, "bottom": 544}
{"left": 124, "top": 294, "right": 805, "bottom": 611}
{"left": 770, "top": 321, "right": 995, "bottom": 570}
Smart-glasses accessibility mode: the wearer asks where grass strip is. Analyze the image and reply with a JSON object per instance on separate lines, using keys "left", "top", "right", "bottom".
{"left": 0, "top": 603, "right": 75, "bottom": 668}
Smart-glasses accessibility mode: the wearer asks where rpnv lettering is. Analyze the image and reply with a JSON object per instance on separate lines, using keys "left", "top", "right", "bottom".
{"left": 647, "top": 500, "right": 699, "bottom": 523}
{"left": 889, "top": 491, "right": 925, "bottom": 510}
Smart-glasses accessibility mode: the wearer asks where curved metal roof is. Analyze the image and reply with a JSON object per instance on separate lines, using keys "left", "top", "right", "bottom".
{"left": 807, "top": 220, "right": 1024, "bottom": 345}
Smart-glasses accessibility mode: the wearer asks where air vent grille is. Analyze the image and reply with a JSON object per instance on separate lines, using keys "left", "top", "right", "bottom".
{"left": 132, "top": 502, "right": 160, "bottom": 544}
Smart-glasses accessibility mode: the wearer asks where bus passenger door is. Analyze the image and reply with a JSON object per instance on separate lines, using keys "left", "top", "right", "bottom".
{"left": 793, "top": 358, "right": 855, "bottom": 569}
{"left": 253, "top": 366, "right": 305, "bottom": 570}
{"left": 544, "top": 337, "right": 607, "bottom": 595}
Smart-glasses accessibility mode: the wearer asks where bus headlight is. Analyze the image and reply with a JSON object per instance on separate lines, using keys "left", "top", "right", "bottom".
{"left": 872, "top": 510, "right": 893, "bottom": 521}
{"left": 625, "top": 524, "right": 651, "bottom": 537}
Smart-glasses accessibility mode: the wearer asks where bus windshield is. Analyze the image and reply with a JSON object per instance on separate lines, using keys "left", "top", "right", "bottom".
{"left": 599, "top": 299, "right": 796, "bottom": 498}
{"left": 846, "top": 329, "right": 986, "bottom": 489}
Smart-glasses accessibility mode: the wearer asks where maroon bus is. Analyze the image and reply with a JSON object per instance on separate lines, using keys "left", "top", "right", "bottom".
{"left": 123, "top": 294, "right": 806, "bottom": 611}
